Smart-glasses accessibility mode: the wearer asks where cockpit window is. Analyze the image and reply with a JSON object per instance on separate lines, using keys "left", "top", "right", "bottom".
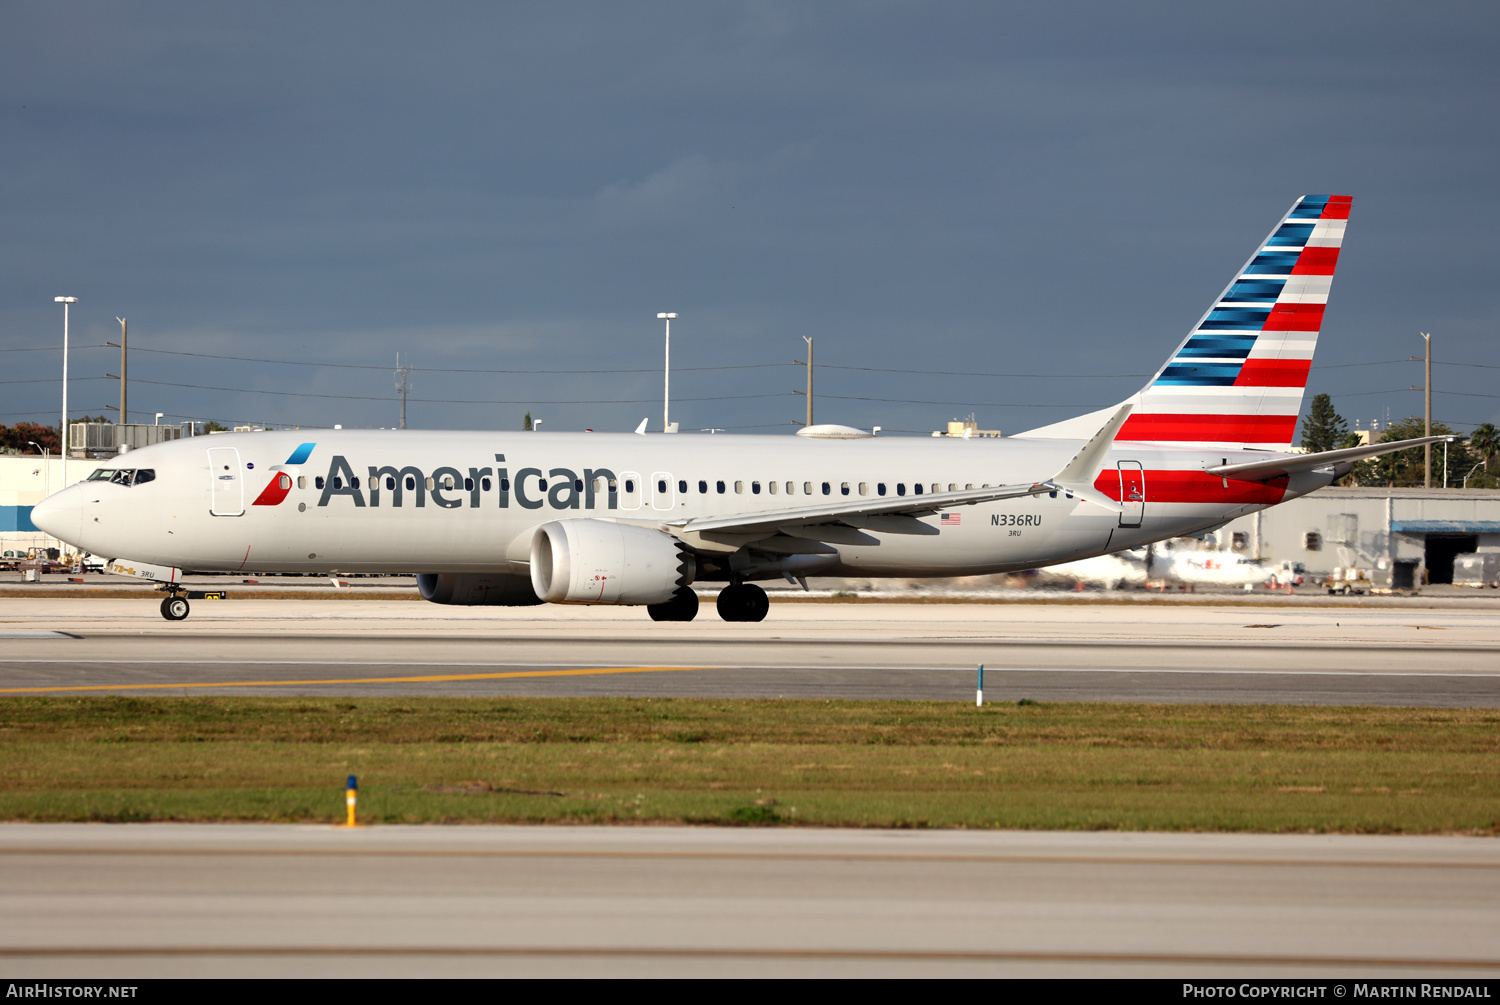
{"left": 87, "top": 468, "right": 154, "bottom": 486}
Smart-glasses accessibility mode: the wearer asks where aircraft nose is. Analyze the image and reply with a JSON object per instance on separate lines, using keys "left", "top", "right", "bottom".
{"left": 30, "top": 485, "right": 83, "bottom": 544}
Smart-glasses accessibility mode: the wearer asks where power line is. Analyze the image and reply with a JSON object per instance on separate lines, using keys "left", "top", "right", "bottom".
{"left": 125, "top": 377, "right": 793, "bottom": 405}
{"left": 124, "top": 346, "right": 787, "bottom": 374}
{"left": 0, "top": 344, "right": 109, "bottom": 353}
{"left": 821, "top": 394, "right": 1103, "bottom": 408}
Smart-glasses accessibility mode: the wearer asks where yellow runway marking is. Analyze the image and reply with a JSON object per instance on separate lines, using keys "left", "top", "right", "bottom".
{"left": 0, "top": 665, "right": 711, "bottom": 694}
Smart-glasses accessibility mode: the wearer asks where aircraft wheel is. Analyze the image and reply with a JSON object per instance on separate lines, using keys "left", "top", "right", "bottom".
{"left": 648, "top": 589, "right": 699, "bottom": 622}
{"left": 160, "top": 596, "right": 190, "bottom": 622}
{"left": 716, "top": 585, "right": 745, "bottom": 621}
{"left": 743, "top": 583, "right": 769, "bottom": 622}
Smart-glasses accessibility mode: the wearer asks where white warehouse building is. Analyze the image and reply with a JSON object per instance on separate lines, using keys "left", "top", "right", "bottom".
{"left": 1210, "top": 486, "right": 1500, "bottom": 585}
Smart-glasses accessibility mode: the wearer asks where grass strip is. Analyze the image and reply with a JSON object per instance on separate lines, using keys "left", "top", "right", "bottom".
{"left": 1, "top": 696, "right": 1496, "bottom": 832}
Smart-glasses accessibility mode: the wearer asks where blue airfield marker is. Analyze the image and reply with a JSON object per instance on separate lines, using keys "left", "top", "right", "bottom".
{"left": 976, "top": 664, "right": 984, "bottom": 707}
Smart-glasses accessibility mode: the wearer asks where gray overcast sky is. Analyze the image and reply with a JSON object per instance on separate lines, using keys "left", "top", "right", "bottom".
{"left": 3, "top": 2, "right": 1497, "bottom": 436}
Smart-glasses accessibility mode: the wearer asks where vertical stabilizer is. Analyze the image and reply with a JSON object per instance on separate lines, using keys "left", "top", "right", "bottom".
{"left": 1017, "top": 195, "right": 1351, "bottom": 449}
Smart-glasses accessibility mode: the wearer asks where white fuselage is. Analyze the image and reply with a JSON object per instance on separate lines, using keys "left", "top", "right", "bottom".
{"left": 34, "top": 429, "right": 1331, "bottom": 581}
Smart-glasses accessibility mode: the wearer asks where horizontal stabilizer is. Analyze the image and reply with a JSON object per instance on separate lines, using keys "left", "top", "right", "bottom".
{"left": 1206, "top": 435, "right": 1454, "bottom": 482}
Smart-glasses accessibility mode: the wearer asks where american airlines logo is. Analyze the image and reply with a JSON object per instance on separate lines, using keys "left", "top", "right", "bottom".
{"left": 311, "top": 454, "right": 625, "bottom": 511}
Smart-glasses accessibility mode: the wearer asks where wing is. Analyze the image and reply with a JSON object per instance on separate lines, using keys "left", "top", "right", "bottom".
{"left": 665, "top": 404, "right": 1135, "bottom": 549}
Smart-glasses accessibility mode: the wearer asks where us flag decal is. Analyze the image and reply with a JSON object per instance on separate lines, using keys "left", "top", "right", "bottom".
{"left": 941, "top": 513, "right": 961, "bottom": 526}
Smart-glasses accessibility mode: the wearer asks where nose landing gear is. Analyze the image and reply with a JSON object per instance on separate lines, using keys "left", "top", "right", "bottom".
{"left": 155, "top": 586, "right": 227, "bottom": 621}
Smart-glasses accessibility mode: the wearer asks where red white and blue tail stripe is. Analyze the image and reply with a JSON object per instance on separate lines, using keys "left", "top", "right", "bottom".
{"left": 1117, "top": 195, "right": 1351, "bottom": 449}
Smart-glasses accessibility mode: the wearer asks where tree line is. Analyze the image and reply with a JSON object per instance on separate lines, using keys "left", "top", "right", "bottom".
{"left": 1301, "top": 392, "right": 1499, "bottom": 488}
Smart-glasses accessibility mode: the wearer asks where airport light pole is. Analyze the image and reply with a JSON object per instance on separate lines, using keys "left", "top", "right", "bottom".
{"left": 54, "top": 296, "right": 77, "bottom": 490}
{"left": 658, "top": 313, "right": 677, "bottom": 433}
{"left": 1411, "top": 333, "right": 1432, "bottom": 487}
{"left": 27, "top": 442, "right": 50, "bottom": 499}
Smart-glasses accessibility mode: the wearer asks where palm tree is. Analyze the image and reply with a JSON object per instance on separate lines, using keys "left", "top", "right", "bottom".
{"left": 1470, "top": 423, "right": 1499, "bottom": 474}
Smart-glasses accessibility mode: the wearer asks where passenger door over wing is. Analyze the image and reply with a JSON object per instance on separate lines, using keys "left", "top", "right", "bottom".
{"left": 207, "top": 447, "right": 245, "bottom": 517}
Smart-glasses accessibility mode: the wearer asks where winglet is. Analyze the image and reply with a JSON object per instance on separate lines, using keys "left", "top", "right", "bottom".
{"left": 1044, "top": 403, "right": 1132, "bottom": 513}
{"left": 634, "top": 417, "right": 649, "bottom": 435}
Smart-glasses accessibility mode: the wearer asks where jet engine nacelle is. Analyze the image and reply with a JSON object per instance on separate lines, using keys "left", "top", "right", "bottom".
{"left": 416, "top": 572, "right": 544, "bottom": 606}
{"left": 530, "top": 519, "right": 695, "bottom": 605}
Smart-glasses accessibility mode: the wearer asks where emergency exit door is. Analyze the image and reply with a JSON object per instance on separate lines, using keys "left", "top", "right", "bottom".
{"left": 1117, "top": 461, "right": 1144, "bottom": 528}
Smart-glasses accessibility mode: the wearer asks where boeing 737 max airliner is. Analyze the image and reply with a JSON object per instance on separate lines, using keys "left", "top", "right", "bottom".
{"left": 31, "top": 195, "right": 1445, "bottom": 622}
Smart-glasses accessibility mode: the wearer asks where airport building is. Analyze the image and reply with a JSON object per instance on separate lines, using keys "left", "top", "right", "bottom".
{"left": 1210, "top": 486, "right": 1500, "bottom": 585}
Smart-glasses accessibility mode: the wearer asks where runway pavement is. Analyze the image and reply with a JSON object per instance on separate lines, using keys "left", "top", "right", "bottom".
{"left": 0, "top": 824, "right": 1496, "bottom": 978}
{"left": 1, "top": 598, "right": 1498, "bottom": 704}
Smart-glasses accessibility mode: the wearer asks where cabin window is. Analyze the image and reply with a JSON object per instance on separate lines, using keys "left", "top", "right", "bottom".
{"left": 699, "top": 480, "right": 708, "bottom": 494}
{"left": 464, "top": 477, "right": 474, "bottom": 491}
{"left": 624, "top": 479, "right": 635, "bottom": 493}
{"left": 424, "top": 477, "right": 434, "bottom": 491}
{"left": 858, "top": 482, "right": 868, "bottom": 496}
{"left": 769, "top": 481, "right": 779, "bottom": 495}
{"left": 896, "top": 483, "right": 905, "bottom": 496}
{"left": 803, "top": 481, "right": 813, "bottom": 495}
{"left": 717, "top": 480, "right": 726, "bottom": 494}
{"left": 501, "top": 478, "right": 511, "bottom": 491}
{"left": 678, "top": 480, "right": 687, "bottom": 493}
{"left": 751, "top": 481, "right": 761, "bottom": 494}
{"left": 931, "top": 483, "right": 939, "bottom": 494}
{"left": 735, "top": 481, "right": 744, "bottom": 494}
{"left": 406, "top": 476, "right": 416, "bottom": 491}
{"left": 913, "top": 484, "right": 923, "bottom": 495}
{"left": 965, "top": 484, "right": 974, "bottom": 490}
{"left": 947, "top": 483, "right": 957, "bottom": 492}
{"left": 575, "top": 479, "right": 584, "bottom": 492}
{"left": 840, "top": 482, "right": 850, "bottom": 496}
{"left": 481, "top": 477, "right": 491, "bottom": 491}
{"left": 538, "top": 479, "right": 548, "bottom": 491}
{"left": 657, "top": 479, "right": 667, "bottom": 494}
{"left": 877, "top": 483, "right": 886, "bottom": 496}
{"left": 278, "top": 473, "right": 291, "bottom": 491}
{"left": 608, "top": 479, "right": 617, "bottom": 490}
{"left": 351, "top": 477, "right": 361, "bottom": 489}
{"left": 298, "top": 476, "right": 307, "bottom": 489}
{"left": 315, "top": 476, "right": 325, "bottom": 489}
{"left": 786, "top": 482, "right": 795, "bottom": 495}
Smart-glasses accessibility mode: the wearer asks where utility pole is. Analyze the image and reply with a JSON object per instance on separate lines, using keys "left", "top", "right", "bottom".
{"left": 394, "top": 353, "right": 411, "bottom": 430}
{"left": 1411, "top": 333, "right": 1432, "bottom": 487}
{"left": 107, "top": 318, "right": 127, "bottom": 425}
{"left": 792, "top": 336, "right": 813, "bottom": 426}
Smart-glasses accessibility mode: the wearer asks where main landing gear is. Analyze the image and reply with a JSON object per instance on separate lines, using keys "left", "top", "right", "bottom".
{"left": 647, "top": 588, "right": 700, "bottom": 622}
{"left": 716, "top": 582, "right": 769, "bottom": 623}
